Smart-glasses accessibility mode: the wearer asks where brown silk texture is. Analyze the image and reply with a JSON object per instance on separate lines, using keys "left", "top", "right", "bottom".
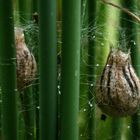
{"left": 96, "top": 48, "right": 140, "bottom": 117}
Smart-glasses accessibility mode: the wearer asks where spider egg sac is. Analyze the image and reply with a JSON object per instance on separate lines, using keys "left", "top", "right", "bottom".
{"left": 96, "top": 48, "right": 140, "bottom": 117}
{"left": 15, "top": 27, "right": 37, "bottom": 91}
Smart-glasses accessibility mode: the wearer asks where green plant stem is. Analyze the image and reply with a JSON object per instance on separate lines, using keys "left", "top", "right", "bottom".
{"left": 18, "top": 0, "right": 32, "bottom": 23}
{"left": 39, "top": 0, "right": 57, "bottom": 139}
{"left": 32, "top": 0, "right": 38, "bottom": 13}
{"left": 119, "top": 0, "right": 140, "bottom": 139}
{"left": 79, "top": 1, "right": 89, "bottom": 140}
{"left": 33, "top": 84, "right": 39, "bottom": 140}
{"left": 60, "top": 0, "right": 81, "bottom": 140}
{"left": 0, "top": 1, "right": 17, "bottom": 140}
{"left": 86, "top": 0, "right": 97, "bottom": 139}
{"left": 20, "top": 88, "right": 35, "bottom": 140}
{"left": 111, "top": 118, "right": 123, "bottom": 140}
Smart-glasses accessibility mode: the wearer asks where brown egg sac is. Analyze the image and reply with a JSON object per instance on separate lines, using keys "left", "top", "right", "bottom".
{"left": 15, "top": 27, "right": 37, "bottom": 91}
{"left": 96, "top": 48, "right": 140, "bottom": 117}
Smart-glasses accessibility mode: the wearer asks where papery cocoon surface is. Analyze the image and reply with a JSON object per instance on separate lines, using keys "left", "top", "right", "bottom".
{"left": 96, "top": 48, "right": 140, "bottom": 117}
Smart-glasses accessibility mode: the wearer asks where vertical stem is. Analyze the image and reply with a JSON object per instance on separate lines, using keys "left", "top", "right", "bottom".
{"left": 20, "top": 88, "right": 35, "bottom": 140}
{"left": 118, "top": 0, "right": 140, "bottom": 139}
{"left": 60, "top": 0, "right": 81, "bottom": 140}
{"left": 32, "top": 0, "right": 38, "bottom": 13}
{"left": 39, "top": 0, "right": 57, "bottom": 139}
{"left": 87, "top": 0, "right": 96, "bottom": 139}
{"left": 0, "top": 1, "right": 17, "bottom": 140}
{"left": 33, "top": 85, "right": 39, "bottom": 140}
{"left": 111, "top": 118, "right": 123, "bottom": 140}
{"left": 126, "top": 2, "right": 140, "bottom": 140}
{"left": 18, "top": 0, "right": 32, "bottom": 23}
{"left": 79, "top": 1, "right": 89, "bottom": 140}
